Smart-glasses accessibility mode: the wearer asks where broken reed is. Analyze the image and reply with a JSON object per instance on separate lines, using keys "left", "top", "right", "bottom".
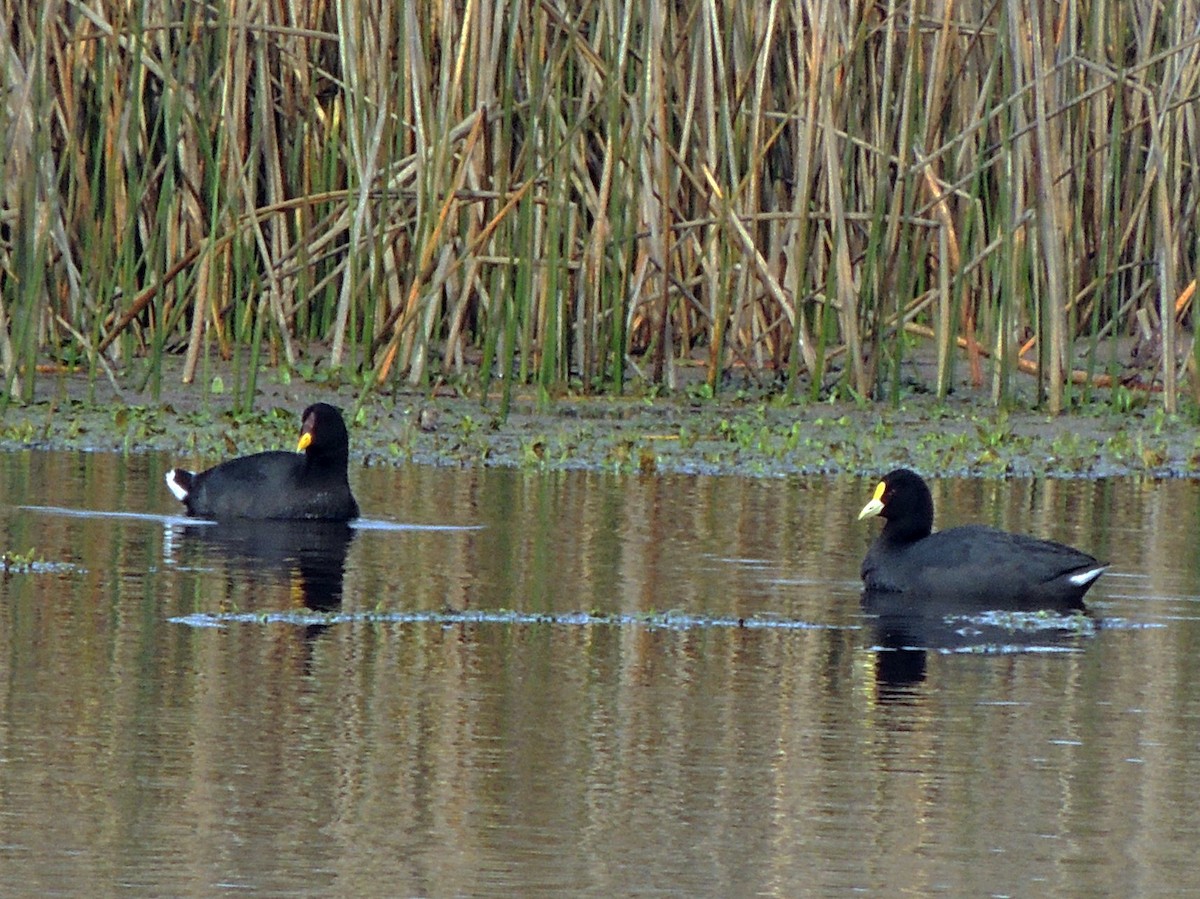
{"left": 1, "top": 1, "right": 1197, "bottom": 412}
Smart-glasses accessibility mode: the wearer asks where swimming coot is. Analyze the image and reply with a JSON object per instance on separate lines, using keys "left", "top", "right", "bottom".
{"left": 166, "top": 403, "right": 359, "bottom": 521}
{"left": 857, "top": 468, "right": 1106, "bottom": 610}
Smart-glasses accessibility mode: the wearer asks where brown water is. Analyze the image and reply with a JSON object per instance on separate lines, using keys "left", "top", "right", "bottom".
{"left": 0, "top": 451, "right": 1198, "bottom": 896}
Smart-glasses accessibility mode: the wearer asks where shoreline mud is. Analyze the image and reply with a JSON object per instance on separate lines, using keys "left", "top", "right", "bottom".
{"left": 2, "top": 360, "right": 1197, "bottom": 481}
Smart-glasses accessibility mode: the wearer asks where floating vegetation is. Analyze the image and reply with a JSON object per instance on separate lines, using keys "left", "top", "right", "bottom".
{"left": 949, "top": 609, "right": 1100, "bottom": 637}
{"left": 1, "top": 548, "right": 42, "bottom": 574}
{"left": 0, "top": 548, "right": 76, "bottom": 576}
{"left": 942, "top": 644, "right": 1085, "bottom": 656}
{"left": 168, "top": 605, "right": 1140, "bottom": 663}
{"left": 169, "top": 608, "right": 850, "bottom": 632}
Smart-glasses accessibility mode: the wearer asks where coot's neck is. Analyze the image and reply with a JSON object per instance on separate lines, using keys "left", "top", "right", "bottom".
{"left": 303, "top": 444, "right": 349, "bottom": 472}
{"left": 880, "top": 517, "right": 931, "bottom": 546}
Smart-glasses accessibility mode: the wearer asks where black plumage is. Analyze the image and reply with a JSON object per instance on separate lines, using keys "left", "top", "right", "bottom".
{"left": 166, "top": 403, "right": 358, "bottom": 521}
{"left": 858, "top": 468, "right": 1105, "bottom": 610}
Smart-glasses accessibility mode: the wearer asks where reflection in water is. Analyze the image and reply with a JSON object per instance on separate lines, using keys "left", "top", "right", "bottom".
{"left": 166, "top": 519, "right": 355, "bottom": 612}
{"left": 861, "top": 590, "right": 1096, "bottom": 651}
{"left": 862, "top": 587, "right": 1096, "bottom": 694}
{"left": 871, "top": 646, "right": 928, "bottom": 698}
{"left": 1, "top": 454, "right": 1199, "bottom": 896}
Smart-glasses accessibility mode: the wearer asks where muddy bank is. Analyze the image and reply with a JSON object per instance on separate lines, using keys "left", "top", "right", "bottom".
{"left": 1, "top": 360, "right": 1197, "bottom": 479}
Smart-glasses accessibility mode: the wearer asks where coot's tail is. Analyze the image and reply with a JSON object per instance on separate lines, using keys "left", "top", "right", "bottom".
{"left": 165, "top": 469, "right": 194, "bottom": 502}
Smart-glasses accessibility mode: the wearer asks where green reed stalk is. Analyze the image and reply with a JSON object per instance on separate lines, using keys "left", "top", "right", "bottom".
{"left": 3, "top": 0, "right": 1199, "bottom": 412}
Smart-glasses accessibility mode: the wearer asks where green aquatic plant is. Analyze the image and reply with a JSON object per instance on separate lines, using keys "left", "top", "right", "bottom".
{"left": 520, "top": 437, "right": 548, "bottom": 467}
{"left": 973, "top": 413, "right": 1012, "bottom": 451}
{"left": 1, "top": 548, "right": 43, "bottom": 574}
{"left": 676, "top": 424, "right": 696, "bottom": 450}
{"left": 455, "top": 415, "right": 482, "bottom": 439}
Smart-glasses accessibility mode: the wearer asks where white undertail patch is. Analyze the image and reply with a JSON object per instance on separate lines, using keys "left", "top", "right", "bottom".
{"left": 165, "top": 469, "right": 191, "bottom": 502}
{"left": 1068, "top": 565, "right": 1108, "bottom": 587}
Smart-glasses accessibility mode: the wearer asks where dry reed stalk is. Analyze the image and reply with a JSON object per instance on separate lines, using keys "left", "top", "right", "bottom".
{"left": 1, "top": 0, "right": 1198, "bottom": 411}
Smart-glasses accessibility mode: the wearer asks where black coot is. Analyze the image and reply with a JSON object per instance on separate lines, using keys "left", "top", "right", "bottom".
{"left": 858, "top": 468, "right": 1105, "bottom": 610}
{"left": 166, "top": 403, "right": 358, "bottom": 521}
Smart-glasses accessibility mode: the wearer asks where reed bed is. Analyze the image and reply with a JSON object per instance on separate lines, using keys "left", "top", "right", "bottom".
{"left": 1, "top": 0, "right": 1197, "bottom": 413}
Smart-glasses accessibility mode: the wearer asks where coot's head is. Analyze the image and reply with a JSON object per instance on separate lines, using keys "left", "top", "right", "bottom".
{"left": 858, "top": 468, "right": 935, "bottom": 542}
{"left": 297, "top": 403, "right": 351, "bottom": 461}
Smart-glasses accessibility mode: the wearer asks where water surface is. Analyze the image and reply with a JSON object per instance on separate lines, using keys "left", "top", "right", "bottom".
{"left": 0, "top": 452, "right": 1197, "bottom": 896}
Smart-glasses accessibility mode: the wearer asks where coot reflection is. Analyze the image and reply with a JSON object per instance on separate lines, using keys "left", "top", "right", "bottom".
{"left": 862, "top": 588, "right": 1096, "bottom": 694}
{"left": 862, "top": 590, "right": 1095, "bottom": 647}
{"left": 171, "top": 520, "right": 355, "bottom": 612}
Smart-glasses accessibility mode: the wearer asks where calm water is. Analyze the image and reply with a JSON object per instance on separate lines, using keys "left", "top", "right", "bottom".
{"left": 0, "top": 451, "right": 1198, "bottom": 896}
